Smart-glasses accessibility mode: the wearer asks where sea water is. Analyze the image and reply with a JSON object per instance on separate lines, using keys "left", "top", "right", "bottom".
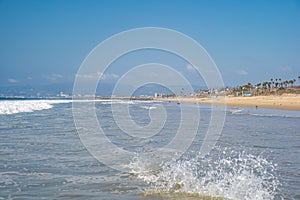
{"left": 0, "top": 99, "right": 299, "bottom": 199}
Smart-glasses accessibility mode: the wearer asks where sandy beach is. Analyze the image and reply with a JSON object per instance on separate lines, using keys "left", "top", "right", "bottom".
{"left": 157, "top": 95, "right": 300, "bottom": 111}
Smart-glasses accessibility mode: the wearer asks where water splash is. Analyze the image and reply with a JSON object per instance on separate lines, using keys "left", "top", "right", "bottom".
{"left": 129, "top": 148, "right": 280, "bottom": 200}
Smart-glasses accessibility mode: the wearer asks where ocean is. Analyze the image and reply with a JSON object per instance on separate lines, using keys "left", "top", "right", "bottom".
{"left": 0, "top": 99, "right": 299, "bottom": 200}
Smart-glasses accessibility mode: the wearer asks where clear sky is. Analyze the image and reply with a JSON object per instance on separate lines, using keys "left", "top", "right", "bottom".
{"left": 1, "top": 0, "right": 300, "bottom": 88}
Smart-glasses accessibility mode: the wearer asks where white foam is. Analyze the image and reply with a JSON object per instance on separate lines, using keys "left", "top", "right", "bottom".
{"left": 100, "top": 100, "right": 137, "bottom": 105}
{"left": 228, "top": 109, "right": 243, "bottom": 114}
{"left": 0, "top": 99, "right": 159, "bottom": 115}
{"left": 0, "top": 100, "right": 72, "bottom": 115}
{"left": 129, "top": 149, "right": 280, "bottom": 200}
{"left": 139, "top": 105, "right": 157, "bottom": 110}
{"left": 228, "top": 107, "right": 300, "bottom": 118}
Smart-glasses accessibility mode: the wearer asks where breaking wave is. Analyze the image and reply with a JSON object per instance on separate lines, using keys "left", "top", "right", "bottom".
{"left": 0, "top": 99, "right": 162, "bottom": 115}
{"left": 0, "top": 100, "right": 72, "bottom": 115}
{"left": 139, "top": 105, "right": 158, "bottom": 110}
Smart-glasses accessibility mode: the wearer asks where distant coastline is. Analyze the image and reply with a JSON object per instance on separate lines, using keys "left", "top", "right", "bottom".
{"left": 0, "top": 97, "right": 73, "bottom": 101}
{"left": 156, "top": 95, "right": 300, "bottom": 111}
{"left": 91, "top": 95, "right": 300, "bottom": 111}
{"left": 2, "top": 94, "right": 300, "bottom": 111}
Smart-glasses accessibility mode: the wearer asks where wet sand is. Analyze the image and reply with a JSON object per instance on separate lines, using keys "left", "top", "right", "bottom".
{"left": 157, "top": 95, "right": 300, "bottom": 111}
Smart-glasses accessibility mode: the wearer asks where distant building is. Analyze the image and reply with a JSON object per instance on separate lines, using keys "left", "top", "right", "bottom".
{"left": 58, "top": 92, "right": 70, "bottom": 98}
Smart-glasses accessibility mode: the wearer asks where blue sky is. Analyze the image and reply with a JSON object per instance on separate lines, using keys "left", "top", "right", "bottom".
{"left": 1, "top": 0, "right": 300, "bottom": 88}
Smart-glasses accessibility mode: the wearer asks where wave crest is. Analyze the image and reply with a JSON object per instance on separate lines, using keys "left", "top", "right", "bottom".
{"left": 0, "top": 100, "right": 72, "bottom": 115}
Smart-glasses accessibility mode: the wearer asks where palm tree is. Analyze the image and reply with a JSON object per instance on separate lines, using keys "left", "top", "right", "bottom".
{"left": 267, "top": 82, "right": 271, "bottom": 90}
{"left": 247, "top": 82, "right": 252, "bottom": 90}
{"left": 262, "top": 82, "right": 268, "bottom": 95}
{"left": 284, "top": 80, "right": 288, "bottom": 88}
{"left": 290, "top": 79, "right": 296, "bottom": 87}
{"left": 255, "top": 83, "right": 261, "bottom": 96}
{"left": 270, "top": 78, "right": 274, "bottom": 88}
{"left": 279, "top": 78, "right": 281, "bottom": 87}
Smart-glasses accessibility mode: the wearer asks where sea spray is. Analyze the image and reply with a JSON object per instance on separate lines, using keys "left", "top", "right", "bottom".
{"left": 129, "top": 148, "right": 281, "bottom": 200}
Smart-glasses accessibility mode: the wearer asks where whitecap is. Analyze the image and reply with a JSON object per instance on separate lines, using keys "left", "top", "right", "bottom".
{"left": 139, "top": 106, "right": 157, "bottom": 110}
{"left": 0, "top": 100, "right": 72, "bottom": 115}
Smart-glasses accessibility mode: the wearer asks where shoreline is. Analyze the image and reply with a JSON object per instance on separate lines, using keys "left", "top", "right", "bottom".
{"left": 156, "top": 95, "right": 300, "bottom": 111}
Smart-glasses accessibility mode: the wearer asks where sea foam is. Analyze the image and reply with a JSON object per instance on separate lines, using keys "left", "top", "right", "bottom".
{"left": 0, "top": 99, "right": 161, "bottom": 115}
{"left": 0, "top": 100, "right": 72, "bottom": 115}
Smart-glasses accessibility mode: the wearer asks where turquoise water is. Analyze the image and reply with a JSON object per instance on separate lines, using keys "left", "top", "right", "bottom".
{"left": 0, "top": 100, "right": 299, "bottom": 199}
